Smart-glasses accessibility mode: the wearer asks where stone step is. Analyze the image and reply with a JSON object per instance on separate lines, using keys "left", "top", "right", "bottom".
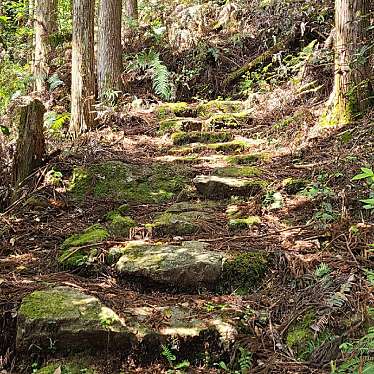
{"left": 193, "top": 175, "right": 267, "bottom": 199}
{"left": 171, "top": 131, "right": 233, "bottom": 146}
{"left": 159, "top": 117, "right": 204, "bottom": 134}
{"left": 16, "top": 285, "right": 255, "bottom": 359}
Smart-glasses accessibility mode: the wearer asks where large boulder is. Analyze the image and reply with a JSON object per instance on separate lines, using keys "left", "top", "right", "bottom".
{"left": 193, "top": 175, "right": 266, "bottom": 198}
{"left": 16, "top": 287, "right": 135, "bottom": 353}
{"left": 116, "top": 241, "right": 224, "bottom": 287}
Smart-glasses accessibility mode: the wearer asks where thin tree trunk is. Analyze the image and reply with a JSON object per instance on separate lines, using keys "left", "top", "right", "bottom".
{"left": 122, "top": 0, "right": 138, "bottom": 43}
{"left": 324, "top": 0, "right": 372, "bottom": 125}
{"left": 69, "top": 0, "right": 95, "bottom": 137}
{"left": 97, "top": 0, "right": 123, "bottom": 98}
{"left": 33, "top": 0, "right": 58, "bottom": 92}
{"left": 12, "top": 97, "right": 46, "bottom": 191}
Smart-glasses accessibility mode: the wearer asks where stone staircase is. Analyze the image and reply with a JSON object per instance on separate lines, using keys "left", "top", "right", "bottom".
{"left": 16, "top": 100, "right": 271, "bottom": 372}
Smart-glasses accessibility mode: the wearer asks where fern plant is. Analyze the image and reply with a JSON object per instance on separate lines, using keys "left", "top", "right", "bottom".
{"left": 129, "top": 50, "right": 172, "bottom": 101}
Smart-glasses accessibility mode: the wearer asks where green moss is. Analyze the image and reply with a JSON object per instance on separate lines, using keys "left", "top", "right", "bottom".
{"left": 197, "top": 100, "right": 244, "bottom": 117}
{"left": 229, "top": 216, "right": 261, "bottom": 230}
{"left": 208, "top": 112, "right": 249, "bottom": 129}
{"left": 282, "top": 178, "right": 308, "bottom": 194}
{"left": 59, "top": 225, "right": 109, "bottom": 268}
{"left": 227, "top": 153, "right": 268, "bottom": 165}
{"left": 220, "top": 252, "right": 268, "bottom": 294}
{"left": 106, "top": 212, "right": 136, "bottom": 237}
{"left": 171, "top": 131, "right": 233, "bottom": 146}
{"left": 117, "top": 204, "right": 130, "bottom": 214}
{"left": 158, "top": 119, "right": 183, "bottom": 134}
{"left": 68, "top": 161, "right": 189, "bottom": 204}
{"left": 157, "top": 102, "right": 192, "bottom": 119}
{"left": 34, "top": 361, "right": 95, "bottom": 374}
{"left": 285, "top": 310, "right": 331, "bottom": 360}
{"left": 213, "top": 166, "right": 262, "bottom": 178}
{"left": 209, "top": 140, "right": 251, "bottom": 153}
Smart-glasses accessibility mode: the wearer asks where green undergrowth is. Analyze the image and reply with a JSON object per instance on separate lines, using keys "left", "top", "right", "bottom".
{"left": 106, "top": 211, "right": 136, "bottom": 237}
{"left": 34, "top": 361, "right": 96, "bottom": 374}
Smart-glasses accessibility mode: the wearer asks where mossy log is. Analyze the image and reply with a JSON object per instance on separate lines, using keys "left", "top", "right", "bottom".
{"left": 12, "top": 97, "right": 46, "bottom": 192}
{"left": 224, "top": 32, "right": 295, "bottom": 86}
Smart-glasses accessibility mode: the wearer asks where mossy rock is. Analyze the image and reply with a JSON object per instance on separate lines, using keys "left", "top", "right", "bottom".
{"left": 68, "top": 161, "right": 189, "bottom": 204}
{"left": 207, "top": 112, "right": 250, "bottom": 130}
{"left": 282, "top": 178, "right": 308, "bottom": 194}
{"left": 147, "top": 201, "right": 218, "bottom": 236}
{"left": 16, "top": 287, "right": 135, "bottom": 353}
{"left": 171, "top": 131, "right": 233, "bottom": 146}
{"left": 34, "top": 360, "right": 96, "bottom": 374}
{"left": 159, "top": 118, "right": 203, "bottom": 134}
{"left": 194, "top": 175, "right": 267, "bottom": 199}
{"left": 116, "top": 241, "right": 224, "bottom": 287}
{"left": 106, "top": 211, "right": 136, "bottom": 237}
{"left": 227, "top": 153, "right": 268, "bottom": 165}
{"left": 213, "top": 166, "right": 262, "bottom": 178}
{"left": 58, "top": 225, "right": 109, "bottom": 269}
{"left": 157, "top": 102, "right": 195, "bottom": 119}
{"left": 197, "top": 100, "right": 244, "bottom": 117}
{"left": 228, "top": 216, "right": 261, "bottom": 231}
{"left": 220, "top": 252, "right": 268, "bottom": 294}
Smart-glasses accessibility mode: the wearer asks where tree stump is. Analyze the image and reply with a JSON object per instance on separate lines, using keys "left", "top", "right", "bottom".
{"left": 12, "top": 97, "right": 46, "bottom": 192}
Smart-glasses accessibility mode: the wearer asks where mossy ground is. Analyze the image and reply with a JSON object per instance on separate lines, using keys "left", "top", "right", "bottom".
{"left": 228, "top": 216, "right": 261, "bottom": 230}
{"left": 35, "top": 360, "right": 96, "bottom": 374}
{"left": 197, "top": 100, "right": 244, "bottom": 117}
{"left": 106, "top": 211, "right": 136, "bottom": 237}
{"left": 68, "top": 161, "right": 189, "bottom": 204}
{"left": 213, "top": 166, "right": 262, "bottom": 178}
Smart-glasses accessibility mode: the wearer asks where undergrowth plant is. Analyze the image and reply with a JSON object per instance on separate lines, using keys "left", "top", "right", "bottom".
{"left": 161, "top": 345, "right": 190, "bottom": 373}
{"left": 128, "top": 49, "right": 172, "bottom": 100}
{"left": 352, "top": 167, "right": 374, "bottom": 210}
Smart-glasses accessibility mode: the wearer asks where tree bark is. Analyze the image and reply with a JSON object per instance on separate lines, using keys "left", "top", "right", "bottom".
{"left": 33, "top": 0, "right": 58, "bottom": 92}
{"left": 324, "top": 0, "right": 372, "bottom": 125}
{"left": 12, "top": 97, "right": 46, "bottom": 190}
{"left": 122, "top": 0, "right": 138, "bottom": 43}
{"left": 97, "top": 0, "right": 123, "bottom": 98}
{"left": 69, "top": 0, "right": 96, "bottom": 137}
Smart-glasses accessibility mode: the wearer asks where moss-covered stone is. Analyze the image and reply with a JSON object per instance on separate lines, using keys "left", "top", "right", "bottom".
{"left": 227, "top": 153, "right": 268, "bottom": 165}
{"left": 220, "top": 252, "right": 268, "bottom": 294}
{"left": 228, "top": 216, "right": 261, "bottom": 230}
{"left": 157, "top": 102, "right": 195, "bottom": 119}
{"left": 58, "top": 225, "right": 109, "bottom": 268}
{"left": 197, "top": 100, "right": 244, "bottom": 117}
{"left": 213, "top": 166, "right": 262, "bottom": 178}
{"left": 207, "top": 112, "right": 250, "bottom": 129}
{"left": 16, "top": 287, "right": 135, "bottom": 352}
{"left": 159, "top": 118, "right": 203, "bottom": 134}
{"left": 282, "top": 178, "right": 308, "bottom": 194}
{"left": 68, "top": 161, "right": 189, "bottom": 204}
{"left": 194, "top": 175, "right": 267, "bottom": 199}
{"left": 116, "top": 241, "right": 224, "bottom": 287}
{"left": 171, "top": 131, "right": 233, "bottom": 146}
{"left": 106, "top": 211, "right": 136, "bottom": 237}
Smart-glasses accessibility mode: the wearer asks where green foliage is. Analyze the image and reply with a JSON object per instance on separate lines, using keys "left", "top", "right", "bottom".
{"left": 44, "top": 111, "right": 70, "bottom": 136}
{"left": 262, "top": 191, "right": 284, "bottom": 210}
{"left": 218, "top": 346, "right": 252, "bottom": 373}
{"left": 48, "top": 74, "right": 64, "bottom": 91}
{"left": 128, "top": 49, "right": 172, "bottom": 100}
{"left": 161, "top": 345, "right": 190, "bottom": 373}
{"left": 0, "top": 58, "right": 32, "bottom": 114}
{"left": 352, "top": 167, "right": 374, "bottom": 210}
{"left": 314, "top": 262, "right": 331, "bottom": 278}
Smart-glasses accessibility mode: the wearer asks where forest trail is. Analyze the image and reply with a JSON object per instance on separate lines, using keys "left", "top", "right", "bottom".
{"left": 1, "top": 99, "right": 373, "bottom": 373}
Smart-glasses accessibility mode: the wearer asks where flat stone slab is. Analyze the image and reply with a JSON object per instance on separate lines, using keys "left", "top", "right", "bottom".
{"left": 147, "top": 201, "right": 220, "bottom": 236}
{"left": 193, "top": 175, "right": 266, "bottom": 198}
{"left": 16, "top": 287, "right": 135, "bottom": 352}
{"left": 116, "top": 241, "right": 224, "bottom": 287}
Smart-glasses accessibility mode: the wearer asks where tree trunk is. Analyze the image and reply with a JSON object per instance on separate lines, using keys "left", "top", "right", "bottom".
{"left": 12, "top": 97, "right": 46, "bottom": 190}
{"left": 324, "top": 0, "right": 372, "bottom": 125}
{"left": 122, "top": 0, "right": 138, "bottom": 43}
{"left": 69, "top": 0, "right": 95, "bottom": 137}
{"left": 33, "top": 0, "right": 58, "bottom": 92}
{"left": 97, "top": 0, "right": 123, "bottom": 98}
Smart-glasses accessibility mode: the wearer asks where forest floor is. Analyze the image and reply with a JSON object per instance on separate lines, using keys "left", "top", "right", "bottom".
{"left": 0, "top": 91, "right": 373, "bottom": 374}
